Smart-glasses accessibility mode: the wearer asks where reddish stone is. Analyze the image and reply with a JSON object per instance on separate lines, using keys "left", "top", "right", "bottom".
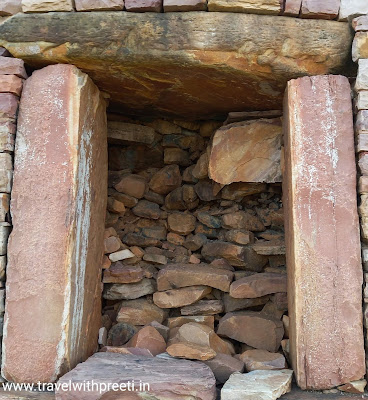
{"left": 0, "top": 56, "right": 27, "bottom": 78}
{"left": 75, "top": 0, "right": 124, "bottom": 10}
{"left": 283, "top": 0, "right": 301, "bottom": 15}
{"left": 167, "top": 342, "right": 216, "bottom": 361}
{"left": 283, "top": 75, "right": 365, "bottom": 389}
{"left": 103, "top": 263, "right": 145, "bottom": 284}
{"left": 0, "top": 0, "right": 22, "bottom": 16}
{"left": 125, "top": 0, "right": 162, "bottom": 11}
{"left": 114, "top": 174, "right": 146, "bottom": 199}
{"left": 0, "top": 93, "right": 18, "bottom": 119}
{"left": 103, "top": 236, "right": 121, "bottom": 254}
{"left": 239, "top": 349, "right": 287, "bottom": 371}
{"left": 3, "top": 65, "right": 107, "bottom": 383}
{"left": 164, "top": 0, "right": 207, "bottom": 11}
{"left": 353, "top": 15, "right": 368, "bottom": 32}
{"left": 125, "top": 326, "right": 166, "bottom": 356}
{"left": 301, "top": 0, "right": 339, "bottom": 19}
{"left": 149, "top": 165, "right": 182, "bottom": 195}
{"left": 101, "top": 346, "right": 153, "bottom": 357}
{"left": 0, "top": 75, "right": 23, "bottom": 96}
{"left": 153, "top": 286, "right": 212, "bottom": 309}
{"left": 204, "top": 354, "right": 244, "bottom": 383}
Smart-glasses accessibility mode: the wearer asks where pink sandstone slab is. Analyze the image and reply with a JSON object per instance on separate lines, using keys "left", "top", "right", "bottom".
{"left": 300, "top": 0, "right": 340, "bottom": 19}
{"left": 283, "top": 75, "right": 365, "bottom": 390}
{"left": 125, "top": 0, "right": 162, "bottom": 11}
{"left": 2, "top": 64, "right": 108, "bottom": 383}
{"left": 0, "top": 56, "right": 27, "bottom": 79}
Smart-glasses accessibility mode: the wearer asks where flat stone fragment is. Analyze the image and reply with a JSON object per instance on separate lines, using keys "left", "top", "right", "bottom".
{"left": 204, "top": 354, "right": 244, "bottom": 383}
{"left": 3, "top": 64, "right": 107, "bottom": 383}
{"left": 355, "top": 60, "right": 368, "bottom": 91}
{"left": 157, "top": 264, "right": 234, "bottom": 292}
{"left": 0, "top": 93, "right": 18, "bottom": 119}
{"left": 283, "top": 75, "right": 365, "bottom": 389}
{"left": 125, "top": 0, "right": 162, "bottom": 11}
{"left": 164, "top": 0, "right": 207, "bottom": 11}
{"left": 0, "top": 153, "right": 12, "bottom": 193}
{"left": 125, "top": 326, "right": 166, "bottom": 356}
{"left": 0, "top": 224, "right": 10, "bottom": 255}
{"left": 22, "top": 0, "right": 74, "bottom": 12}
{"left": 353, "top": 15, "right": 368, "bottom": 32}
{"left": 75, "top": 0, "right": 124, "bottom": 10}
{"left": 0, "top": 0, "right": 22, "bottom": 15}
{"left": 168, "top": 315, "right": 214, "bottom": 329}
{"left": 56, "top": 352, "right": 216, "bottom": 400}
{"left": 101, "top": 346, "right": 153, "bottom": 357}
{"left": 0, "top": 75, "right": 22, "bottom": 96}
{"left": 153, "top": 286, "right": 211, "bottom": 308}
{"left": 217, "top": 311, "right": 284, "bottom": 352}
{"left": 167, "top": 343, "right": 216, "bottom": 361}
{"left": 103, "top": 279, "right": 155, "bottom": 300}
{"left": 208, "top": 0, "right": 281, "bottom": 13}
{"left": 181, "top": 300, "right": 224, "bottom": 315}
{"left": 0, "top": 194, "right": 9, "bottom": 222}
{"left": 223, "top": 293, "right": 270, "bottom": 313}
{"left": 252, "top": 241, "right": 285, "bottom": 255}
{"left": 221, "top": 370, "right": 293, "bottom": 400}
{"left": 338, "top": 380, "right": 367, "bottom": 394}
{"left": 230, "top": 273, "right": 287, "bottom": 298}
{"left": 283, "top": 0, "right": 301, "bottom": 16}
{"left": 209, "top": 119, "right": 282, "bottom": 185}
{"left": 300, "top": 0, "right": 340, "bottom": 19}
{"left": 352, "top": 32, "right": 368, "bottom": 62}
{"left": 339, "top": 0, "right": 368, "bottom": 21}
{"left": 239, "top": 349, "right": 287, "bottom": 371}
{"left": 107, "top": 121, "right": 156, "bottom": 145}
{"left": 117, "top": 298, "right": 166, "bottom": 325}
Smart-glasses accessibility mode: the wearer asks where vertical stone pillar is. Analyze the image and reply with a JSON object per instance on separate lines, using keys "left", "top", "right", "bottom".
{"left": 283, "top": 75, "right": 365, "bottom": 390}
{"left": 2, "top": 64, "right": 108, "bottom": 383}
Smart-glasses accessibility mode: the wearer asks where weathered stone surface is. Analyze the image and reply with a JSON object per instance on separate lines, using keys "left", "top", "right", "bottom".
{"left": 3, "top": 65, "right": 107, "bottom": 383}
{"left": 0, "top": 75, "right": 23, "bottom": 96}
{"left": 75, "top": 0, "right": 124, "bottom": 11}
{"left": 22, "top": 0, "right": 74, "bottom": 12}
{"left": 125, "top": 326, "right": 166, "bottom": 356}
{"left": 222, "top": 211, "right": 265, "bottom": 231}
{"left": 0, "top": 0, "right": 22, "bottom": 16}
{"left": 221, "top": 370, "right": 293, "bottom": 400}
{"left": 230, "top": 273, "right": 287, "bottom": 298}
{"left": 103, "top": 279, "right": 155, "bottom": 300}
{"left": 225, "top": 230, "right": 254, "bottom": 245}
{"left": 133, "top": 200, "right": 160, "bottom": 219}
{"left": 0, "top": 13, "right": 353, "bottom": 119}
{"left": 283, "top": 75, "right": 365, "bottom": 389}
{"left": 0, "top": 194, "right": 9, "bottom": 222}
{"left": 209, "top": 119, "right": 282, "bottom": 185}
{"left": 168, "top": 212, "right": 196, "bottom": 235}
{"left": 300, "top": 0, "right": 340, "bottom": 19}
{"left": 252, "top": 241, "right": 285, "bottom": 255}
{"left": 0, "top": 153, "right": 12, "bottom": 193}
{"left": 117, "top": 298, "right": 166, "bottom": 325}
{"left": 356, "top": 60, "right": 368, "bottom": 91}
{"left": 107, "top": 121, "right": 156, "bottom": 145}
{"left": 352, "top": 32, "right": 368, "bottom": 62}
{"left": 223, "top": 293, "right": 270, "bottom": 313}
{"left": 56, "top": 352, "right": 216, "bottom": 399}
{"left": 204, "top": 354, "right": 244, "bottom": 383}
{"left": 217, "top": 311, "right": 284, "bottom": 352}
{"left": 167, "top": 342, "right": 216, "bottom": 361}
{"left": 157, "top": 264, "right": 233, "bottom": 292}
{"left": 339, "top": 0, "right": 368, "bottom": 21}
{"left": 103, "top": 263, "right": 146, "bottom": 284}
{"left": 239, "top": 349, "right": 287, "bottom": 371}
{"left": 101, "top": 346, "right": 153, "bottom": 357}
{"left": 181, "top": 300, "right": 224, "bottom": 315}
{"left": 107, "top": 322, "right": 137, "bottom": 347}
{"left": 150, "top": 165, "right": 182, "bottom": 195}
{"left": 208, "top": 0, "right": 280, "bottom": 13}
{"left": 283, "top": 0, "right": 301, "bottom": 16}
{"left": 168, "top": 315, "right": 214, "bottom": 329}
{"left": 114, "top": 174, "right": 146, "bottom": 199}
{"left": 353, "top": 15, "right": 368, "bottom": 32}
{"left": 0, "top": 93, "right": 18, "bottom": 119}
{"left": 164, "top": 0, "right": 206, "bottom": 11}
{"left": 153, "top": 286, "right": 211, "bottom": 308}
{"left": 125, "top": 0, "right": 162, "bottom": 11}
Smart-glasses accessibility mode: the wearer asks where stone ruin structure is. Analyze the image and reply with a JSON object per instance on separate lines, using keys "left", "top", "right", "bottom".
{"left": 0, "top": 0, "right": 368, "bottom": 399}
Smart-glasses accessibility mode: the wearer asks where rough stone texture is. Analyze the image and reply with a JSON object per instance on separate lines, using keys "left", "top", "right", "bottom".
{"left": 107, "top": 121, "right": 156, "bottom": 146}
{"left": 283, "top": 75, "right": 365, "bottom": 389}
{"left": 125, "top": 0, "right": 162, "bottom": 11}
{"left": 0, "top": 57, "right": 27, "bottom": 80}
{"left": 0, "top": 93, "right": 18, "bottom": 119}
{"left": 103, "top": 279, "right": 155, "bottom": 300}
{"left": 168, "top": 315, "right": 214, "bottom": 329}
{"left": 117, "top": 298, "right": 166, "bottom": 325}
{"left": 218, "top": 311, "right": 284, "bottom": 352}
{"left": 352, "top": 32, "right": 368, "bottom": 62}
{"left": 203, "top": 354, "right": 244, "bottom": 383}
{"left": 56, "top": 352, "right": 216, "bottom": 400}
{"left": 239, "top": 349, "right": 287, "bottom": 371}
{"left": 339, "top": 0, "right": 368, "bottom": 21}
{"left": 221, "top": 370, "right": 293, "bottom": 400}
{"left": 75, "top": 0, "right": 124, "bottom": 10}
{"left": 0, "top": 75, "right": 23, "bottom": 97}
{"left": 0, "top": 153, "right": 12, "bottom": 193}
{"left": 0, "top": 13, "right": 353, "bottom": 119}
{"left": 283, "top": 0, "right": 301, "bottom": 16}
{"left": 300, "top": 0, "right": 340, "bottom": 19}
{"left": 209, "top": 119, "right": 282, "bottom": 184}
{"left": 153, "top": 286, "right": 211, "bottom": 308}
{"left": 355, "top": 60, "right": 368, "bottom": 91}
{"left": 353, "top": 16, "right": 368, "bottom": 32}
{"left": 208, "top": 0, "right": 281, "bottom": 14}
{"left": 22, "top": 0, "right": 74, "bottom": 12}
{"left": 125, "top": 326, "right": 166, "bottom": 356}
{"left": 230, "top": 273, "right": 287, "bottom": 298}
{"left": 2, "top": 64, "right": 108, "bottom": 383}
{"left": 0, "top": 0, "right": 21, "bottom": 16}
{"left": 164, "top": 0, "right": 207, "bottom": 12}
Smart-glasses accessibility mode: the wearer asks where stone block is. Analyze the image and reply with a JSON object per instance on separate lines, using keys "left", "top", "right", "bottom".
{"left": 75, "top": 0, "right": 124, "bottom": 10}
{"left": 0, "top": 75, "right": 23, "bottom": 97}
{"left": 0, "top": 57, "right": 27, "bottom": 79}
{"left": 283, "top": 0, "right": 301, "bottom": 16}
{"left": 339, "top": 0, "right": 368, "bottom": 21}
{"left": 283, "top": 75, "right": 365, "bottom": 389}
{"left": 355, "top": 91, "right": 368, "bottom": 111}
{"left": 208, "top": 0, "right": 281, "bottom": 14}
{"left": 125, "top": 0, "right": 162, "bottom": 11}
{"left": 0, "top": 223, "right": 10, "bottom": 256}
{"left": 0, "top": 194, "right": 9, "bottom": 222}
{"left": 356, "top": 60, "right": 368, "bottom": 91}
{"left": 209, "top": 119, "right": 282, "bottom": 184}
{"left": 0, "top": 153, "right": 12, "bottom": 193}
{"left": 164, "top": 0, "right": 207, "bottom": 11}
{"left": 353, "top": 32, "right": 368, "bottom": 62}
{"left": 357, "top": 134, "right": 368, "bottom": 153}
{"left": 0, "top": 0, "right": 22, "bottom": 15}
{"left": 2, "top": 64, "right": 107, "bottom": 383}
{"left": 300, "top": 0, "right": 340, "bottom": 19}
{"left": 107, "top": 120, "right": 156, "bottom": 145}
{"left": 22, "top": 0, "right": 74, "bottom": 12}
{"left": 0, "top": 94, "right": 18, "bottom": 119}
{"left": 353, "top": 15, "right": 368, "bottom": 32}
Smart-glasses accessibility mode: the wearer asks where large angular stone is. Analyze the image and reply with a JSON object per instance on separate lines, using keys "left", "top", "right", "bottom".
{"left": 283, "top": 0, "right": 301, "bottom": 16}
{"left": 300, "top": 0, "right": 340, "bottom": 19}
{"left": 0, "top": 13, "right": 353, "bottom": 119}
{"left": 209, "top": 119, "right": 282, "bottom": 184}
{"left": 22, "top": 0, "right": 74, "bottom": 12}
{"left": 283, "top": 75, "right": 365, "bottom": 389}
{"left": 149, "top": 165, "right": 182, "bottom": 195}
{"left": 125, "top": 326, "right": 166, "bottom": 356}
{"left": 103, "top": 279, "right": 155, "bottom": 300}
{"left": 3, "top": 64, "right": 107, "bottom": 383}
{"left": 0, "top": 75, "right": 23, "bottom": 96}
{"left": 157, "top": 264, "right": 234, "bottom": 292}
{"left": 204, "top": 354, "right": 244, "bottom": 383}
{"left": 339, "top": 0, "right": 368, "bottom": 21}
{"left": 230, "top": 273, "right": 287, "bottom": 298}
{"left": 153, "top": 286, "right": 211, "bottom": 308}
{"left": 221, "top": 370, "right": 293, "bottom": 400}
{"left": 217, "top": 311, "right": 284, "bottom": 352}
{"left": 117, "top": 298, "right": 166, "bottom": 325}
{"left": 56, "top": 352, "right": 216, "bottom": 399}
{"left": 0, "top": 153, "right": 13, "bottom": 193}
{"left": 75, "top": 0, "right": 124, "bottom": 10}
{"left": 208, "top": 0, "right": 281, "bottom": 14}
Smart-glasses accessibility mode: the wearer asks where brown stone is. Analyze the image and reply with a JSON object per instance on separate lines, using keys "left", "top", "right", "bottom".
{"left": 114, "top": 174, "right": 146, "bottom": 199}
{"left": 0, "top": 75, "right": 23, "bottom": 96}
{"left": 225, "top": 230, "right": 254, "bottom": 245}
{"left": 252, "top": 241, "right": 285, "bottom": 256}
{"left": 283, "top": 75, "right": 365, "bottom": 389}
{"left": 167, "top": 342, "right": 216, "bottom": 361}
{"left": 149, "top": 165, "right": 182, "bottom": 195}
{"left": 223, "top": 293, "right": 270, "bottom": 313}
{"left": 153, "top": 286, "right": 211, "bottom": 309}
{"left": 208, "top": 0, "right": 281, "bottom": 13}
{"left": 209, "top": 119, "right": 282, "bottom": 185}
{"left": 147, "top": 320, "right": 169, "bottom": 341}
{"left": 0, "top": 93, "right": 18, "bottom": 119}
{"left": 352, "top": 32, "right": 368, "bottom": 62}
{"left": 117, "top": 298, "right": 166, "bottom": 325}
{"left": 168, "top": 212, "right": 196, "bottom": 235}
{"left": 338, "top": 380, "right": 367, "bottom": 394}
{"left": 184, "top": 233, "right": 207, "bottom": 251}
{"left": 0, "top": 13, "right": 353, "bottom": 119}
{"left": 222, "top": 211, "right": 265, "bottom": 231}
{"left": 194, "top": 180, "right": 219, "bottom": 202}
{"left": 204, "top": 354, "right": 244, "bottom": 384}
{"left": 197, "top": 212, "right": 222, "bottom": 229}
{"left": 3, "top": 64, "right": 107, "bottom": 383}
{"left": 192, "top": 152, "right": 209, "bottom": 179}
{"left": 143, "top": 253, "right": 167, "bottom": 265}
{"left": 101, "top": 346, "right": 153, "bottom": 357}
{"left": 0, "top": 0, "right": 21, "bottom": 15}
{"left": 283, "top": 0, "right": 301, "bottom": 15}
{"left": 164, "top": 0, "right": 206, "bottom": 11}
{"left": 157, "top": 264, "right": 234, "bottom": 292}
{"left": 301, "top": 0, "right": 340, "bottom": 19}
{"left": 106, "top": 197, "right": 125, "bottom": 214}
{"left": 75, "top": 0, "right": 125, "bottom": 10}
{"left": 132, "top": 200, "right": 160, "bottom": 219}
{"left": 107, "top": 322, "right": 137, "bottom": 347}
{"left": 103, "top": 279, "right": 155, "bottom": 300}
{"left": 167, "top": 232, "right": 185, "bottom": 246}
{"left": 22, "top": 0, "right": 74, "bottom": 11}
{"left": 221, "top": 182, "right": 267, "bottom": 201}
{"left": 103, "top": 263, "right": 145, "bottom": 284}
{"left": 123, "top": 232, "right": 162, "bottom": 247}
{"left": 56, "top": 352, "right": 216, "bottom": 399}
{"left": 165, "top": 187, "right": 185, "bottom": 210}
{"left": 217, "top": 311, "right": 284, "bottom": 352}
{"left": 0, "top": 56, "right": 27, "bottom": 79}
{"left": 104, "top": 236, "right": 121, "bottom": 254}
{"left": 181, "top": 300, "right": 224, "bottom": 316}
{"left": 125, "top": 0, "right": 162, "bottom": 11}
{"left": 125, "top": 326, "right": 166, "bottom": 356}
{"left": 164, "top": 148, "right": 190, "bottom": 166}
{"left": 202, "top": 241, "right": 250, "bottom": 267}
{"left": 239, "top": 349, "right": 287, "bottom": 371}
{"left": 230, "top": 273, "right": 287, "bottom": 299}
{"left": 168, "top": 315, "right": 214, "bottom": 329}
